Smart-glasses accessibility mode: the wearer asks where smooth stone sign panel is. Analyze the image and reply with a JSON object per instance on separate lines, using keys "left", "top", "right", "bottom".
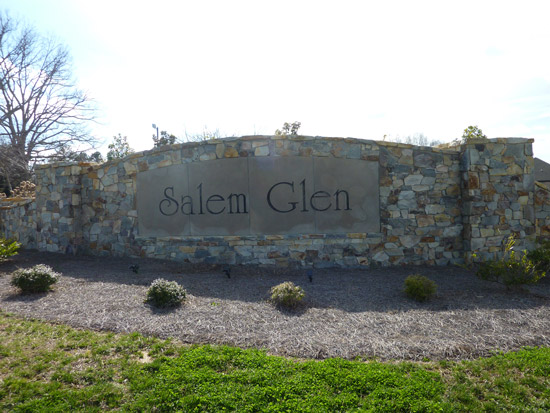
{"left": 136, "top": 156, "right": 379, "bottom": 237}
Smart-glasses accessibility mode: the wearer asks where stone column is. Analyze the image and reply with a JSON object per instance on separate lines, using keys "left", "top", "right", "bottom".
{"left": 35, "top": 163, "right": 83, "bottom": 253}
{"left": 461, "top": 138, "right": 535, "bottom": 262}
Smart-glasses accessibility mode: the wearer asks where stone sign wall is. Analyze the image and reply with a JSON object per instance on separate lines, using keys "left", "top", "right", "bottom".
{"left": 0, "top": 135, "right": 542, "bottom": 267}
{"left": 137, "top": 157, "right": 379, "bottom": 236}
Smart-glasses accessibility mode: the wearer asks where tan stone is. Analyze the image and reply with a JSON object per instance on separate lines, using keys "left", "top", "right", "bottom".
{"left": 434, "top": 214, "right": 451, "bottom": 222}
{"left": 417, "top": 215, "right": 435, "bottom": 227}
{"left": 380, "top": 176, "right": 392, "bottom": 187}
{"left": 401, "top": 149, "right": 413, "bottom": 164}
{"left": 266, "top": 235, "right": 285, "bottom": 240}
{"left": 224, "top": 147, "right": 239, "bottom": 158}
{"left": 506, "top": 164, "right": 523, "bottom": 175}
{"left": 179, "top": 246, "right": 196, "bottom": 253}
{"left": 124, "top": 162, "right": 137, "bottom": 174}
{"left": 446, "top": 185, "right": 460, "bottom": 196}
{"left": 480, "top": 228, "right": 494, "bottom": 237}
{"left": 158, "top": 159, "right": 172, "bottom": 168}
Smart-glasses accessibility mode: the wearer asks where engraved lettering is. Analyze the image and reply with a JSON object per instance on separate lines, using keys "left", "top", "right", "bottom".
{"left": 198, "top": 183, "right": 204, "bottom": 215}
{"left": 206, "top": 194, "right": 225, "bottom": 214}
{"left": 267, "top": 181, "right": 298, "bottom": 213}
{"left": 159, "top": 186, "right": 179, "bottom": 216}
{"left": 228, "top": 193, "right": 248, "bottom": 214}
{"left": 300, "top": 179, "right": 308, "bottom": 212}
{"left": 310, "top": 190, "right": 332, "bottom": 211}
{"left": 181, "top": 195, "right": 194, "bottom": 215}
{"left": 334, "top": 189, "right": 351, "bottom": 211}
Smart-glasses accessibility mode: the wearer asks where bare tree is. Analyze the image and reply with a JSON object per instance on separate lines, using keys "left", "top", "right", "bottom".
{"left": 0, "top": 13, "right": 95, "bottom": 169}
{"left": 0, "top": 143, "right": 28, "bottom": 194}
{"left": 184, "top": 127, "right": 225, "bottom": 142}
{"left": 384, "top": 133, "right": 443, "bottom": 147}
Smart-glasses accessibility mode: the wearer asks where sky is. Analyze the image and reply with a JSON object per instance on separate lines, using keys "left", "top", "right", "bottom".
{"left": 3, "top": 0, "right": 550, "bottom": 160}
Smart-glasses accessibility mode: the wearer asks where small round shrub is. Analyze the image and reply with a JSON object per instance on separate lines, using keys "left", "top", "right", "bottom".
{"left": 146, "top": 278, "right": 186, "bottom": 308}
{"left": 270, "top": 281, "right": 305, "bottom": 309}
{"left": 404, "top": 274, "right": 437, "bottom": 302}
{"left": 11, "top": 264, "right": 60, "bottom": 293}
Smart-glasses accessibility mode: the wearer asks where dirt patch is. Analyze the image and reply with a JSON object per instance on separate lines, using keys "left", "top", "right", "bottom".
{"left": 1, "top": 250, "right": 550, "bottom": 361}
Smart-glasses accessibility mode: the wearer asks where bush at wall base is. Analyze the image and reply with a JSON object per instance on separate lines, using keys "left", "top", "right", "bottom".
{"left": 270, "top": 281, "right": 305, "bottom": 309}
{"left": 146, "top": 278, "right": 186, "bottom": 308}
{"left": 404, "top": 275, "right": 437, "bottom": 302}
{"left": 475, "top": 235, "right": 546, "bottom": 289}
{"left": 11, "top": 264, "right": 60, "bottom": 293}
{"left": 0, "top": 238, "right": 20, "bottom": 262}
{"left": 526, "top": 239, "right": 550, "bottom": 274}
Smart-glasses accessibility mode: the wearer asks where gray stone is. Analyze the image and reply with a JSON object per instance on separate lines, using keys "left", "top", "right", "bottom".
{"left": 90, "top": 223, "right": 101, "bottom": 235}
{"left": 504, "top": 144, "right": 525, "bottom": 158}
{"left": 404, "top": 175, "right": 423, "bottom": 186}
{"left": 373, "top": 251, "right": 389, "bottom": 262}
{"left": 399, "top": 235, "right": 420, "bottom": 248}
{"left": 414, "top": 151, "right": 436, "bottom": 168}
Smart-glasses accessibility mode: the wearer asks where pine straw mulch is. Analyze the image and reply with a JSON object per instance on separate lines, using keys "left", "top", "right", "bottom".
{"left": 1, "top": 250, "right": 550, "bottom": 361}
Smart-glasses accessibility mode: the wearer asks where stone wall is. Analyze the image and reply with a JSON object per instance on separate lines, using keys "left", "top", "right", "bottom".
{"left": 0, "top": 197, "right": 36, "bottom": 248}
{"left": 0, "top": 136, "right": 541, "bottom": 267}
{"left": 535, "top": 182, "right": 550, "bottom": 239}
{"left": 461, "top": 139, "right": 536, "bottom": 261}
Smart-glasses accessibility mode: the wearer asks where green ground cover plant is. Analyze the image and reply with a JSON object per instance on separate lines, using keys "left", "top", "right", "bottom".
{"left": 0, "top": 311, "right": 549, "bottom": 411}
{"left": 0, "top": 237, "right": 20, "bottom": 262}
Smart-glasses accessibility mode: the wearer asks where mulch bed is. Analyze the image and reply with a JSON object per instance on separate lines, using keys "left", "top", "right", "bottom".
{"left": 1, "top": 250, "right": 550, "bottom": 361}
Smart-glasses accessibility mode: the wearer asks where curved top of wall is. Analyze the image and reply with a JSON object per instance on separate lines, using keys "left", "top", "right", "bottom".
{"left": 34, "top": 135, "right": 533, "bottom": 172}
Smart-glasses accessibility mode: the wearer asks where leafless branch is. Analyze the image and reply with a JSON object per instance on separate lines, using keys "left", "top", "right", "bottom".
{"left": 0, "top": 12, "right": 95, "bottom": 168}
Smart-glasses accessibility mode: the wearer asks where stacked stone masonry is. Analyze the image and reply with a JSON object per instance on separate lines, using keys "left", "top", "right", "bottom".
{"left": 0, "top": 136, "right": 542, "bottom": 267}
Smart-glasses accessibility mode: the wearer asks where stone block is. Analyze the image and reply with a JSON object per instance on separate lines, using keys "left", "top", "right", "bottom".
{"left": 254, "top": 146, "right": 269, "bottom": 156}
{"left": 399, "top": 235, "right": 420, "bottom": 248}
{"left": 417, "top": 215, "right": 435, "bottom": 227}
{"left": 404, "top": 175, "right": 423, "bottom": 186}
{"left": 425, "top": 204, "right": 445, "bottom": 214}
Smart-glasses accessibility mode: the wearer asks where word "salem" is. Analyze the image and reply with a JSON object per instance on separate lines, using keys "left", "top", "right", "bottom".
{"left": 158, "top": 179, "right": 351, "bottom": 216}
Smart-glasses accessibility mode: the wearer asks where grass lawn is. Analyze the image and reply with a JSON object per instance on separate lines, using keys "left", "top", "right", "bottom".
{"left": 0, "top": 310, "right": 549, "bottom": 412}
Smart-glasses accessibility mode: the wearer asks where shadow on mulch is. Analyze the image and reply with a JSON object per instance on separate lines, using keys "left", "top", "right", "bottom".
{"left": 2, "top": 249, "right": 550, "bottom": 314}
{"left": 3, "top": 291, "right": 50, "bottom": 303}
